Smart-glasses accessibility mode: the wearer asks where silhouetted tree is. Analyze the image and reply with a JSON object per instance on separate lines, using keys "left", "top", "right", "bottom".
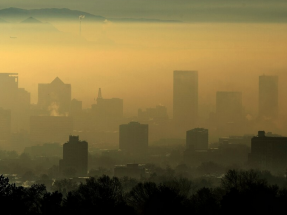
{"left": 128, "top": 182, "right": 189, "bottom": 215}
{"left": 63, "top": 175, "right": 133, "bottom": 215}
{"left": 41, "top": 191, "right": 63, "bottom": 215}
{"left": 220, "top": 169, "right": 278, "bottom": 215}
{"left": 190, "top": 187, "right": 220, "bottom": 215}
{"left": 51, "top": 179, "right": 78, "bottom": 197}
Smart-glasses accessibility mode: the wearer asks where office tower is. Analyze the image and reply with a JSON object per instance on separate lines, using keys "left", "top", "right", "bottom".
{"left": 248, "top": 131, "right": 287, "bottom": 171}
{"left": 92, "top": 88, "right": 123, "bottom": 120}
{"left": 0, "top": 73, "right": 30, "bottom": 132}
{"left": 38, "top": 77, "right": 71, "bottom": 115}
{"left": 259, "top": 75, "right": 278, "bottom": 119}
{"left": 119, "top": 122, "right": 148, "bottom": 155}
{"left": 216, "top": 91, "right": 242, "bottom": 122}
{"left": 186, "top": 128, "right": 208, "bottom": 150}
{"left": 0, "top": 73, "right": 18, "bottom": 109}
{"left": 59, "top": 136, "right": 88, "bottom": 176}
{"left": 173, "top": 71, "right": 198, "bottom": 127}
{"left": 30, "top": 116, "right": 73, "bottom": 143}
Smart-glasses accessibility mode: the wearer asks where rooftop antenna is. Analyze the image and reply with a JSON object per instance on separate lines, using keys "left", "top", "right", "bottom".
{"left": 79, "top": 15, "right": 85, "bottom": 36}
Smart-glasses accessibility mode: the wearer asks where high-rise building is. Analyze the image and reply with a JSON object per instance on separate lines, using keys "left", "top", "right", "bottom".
{"left": 186, "top": 128, "right": 208, "bottom": 151}
{"left": 259, "top": 75, "right": 278, "bottom": 119}
{"left": 216, "top": 91, "right": 242, "bottom": 122}
{"left": 119, "top": 122, "right": 148, "bottom": 156}
{"left": 0, "top": 73, "right": 18, "bottom": 109}
{"left": 38, "top": 77, "right": 71, "bottom": 115}
{"left": 248, "top": 131, "right": 287, "bottom": 171}
{"left": 173, "top": 71, "right": 198, "bottom": 127}
{"left": 0, "top": 73, "right": 30, "bottom": 132}
{"left": 59, "top": 136, "right": 88, "bottom": 176}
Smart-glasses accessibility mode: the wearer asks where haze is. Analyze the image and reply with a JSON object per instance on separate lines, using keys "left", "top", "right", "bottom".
{"left": 1, "top": 21, "right": 287, "bottom": 117}
{"left": 1, "top": 3, "right": 287, "bottom": 212}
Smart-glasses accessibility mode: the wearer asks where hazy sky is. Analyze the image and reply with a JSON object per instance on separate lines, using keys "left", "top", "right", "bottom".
{"left": 1, "top": 22, "right": 287, "bottom": 118}
{"left": 0, "top": 0, "right": 287, "bottom": 22}
{"left": 1, "top": 1, "right": 287, "bottom": 119}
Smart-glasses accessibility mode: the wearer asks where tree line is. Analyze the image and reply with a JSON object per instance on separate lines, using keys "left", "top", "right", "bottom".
{"left": 1, "top": 169, "right": 287, "bottom": 215}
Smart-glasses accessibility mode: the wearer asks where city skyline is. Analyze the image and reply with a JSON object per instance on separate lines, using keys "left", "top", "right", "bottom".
{"left": 1, "top": 2, "right": 287, "bottom": 212}
{"left": 1, "top": 72, "right": 285, "bottom": 119}
{"left": 1, "top": 5, "right": 287, "bottom": 118}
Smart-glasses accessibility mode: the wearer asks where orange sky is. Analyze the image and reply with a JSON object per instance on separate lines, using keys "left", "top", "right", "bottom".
{"left": 1, "top": 22, "right": 287, "bottom": 117}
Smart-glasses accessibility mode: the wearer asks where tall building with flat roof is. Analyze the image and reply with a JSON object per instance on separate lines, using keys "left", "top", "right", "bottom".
{"left": 0, "top": 73, "right": 30, "bottom": 132}
{"left": 248, "top": 131, "right": 287, "bottom": 171}
{"left": 119, "top": 122, "right": 148, "bottom": 156}
{"left": 59, "top": 136, "right": 88, "bottom": 176}
{"left": 216, "top": 91, "right": 242, "bottom": 123}
{"left": 38, "top": 77, "right": 71, "bottom": 115}
{"left": 186, "top": 128, "right": 208, "bottom": 151}
{"left": 259, "top": 75, "right": 278, "bottom": 119}
{"left": 0, "top": 73, "right": 18, "bottom": 109}
{"left": 173, "top": 71, "right": 198, "bottom": 127}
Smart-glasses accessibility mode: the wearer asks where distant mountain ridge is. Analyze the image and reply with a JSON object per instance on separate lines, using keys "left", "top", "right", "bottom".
{"left": 21, "top": 17, "right": 42, "bottom": 23}
{"left": 0, "top": 7, "right": 181, "bottom": 23}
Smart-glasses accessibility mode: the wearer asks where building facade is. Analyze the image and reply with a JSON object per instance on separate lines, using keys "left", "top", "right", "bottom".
{"left": 248, "top": 131, "right": 287, "bottom": 172}
{"left": 38, "top": 77, "right": 71, "bottom": 115}
{"left": 0, "top": 73, "right": 30, "bottom": 132}
{"left": 119, "top": 122, "right": 148, "bottom": 156}
{"left": 259, "top": 75, "right": 278, "bottom": 119}
{"left": 173, "top": 70, "right": 198, "bottom": 127}
{"left": 59, "top": 136, "right": 88, "bottom": 176}
{"left": 186, "top": 128, "right": 208, "bottom": 151}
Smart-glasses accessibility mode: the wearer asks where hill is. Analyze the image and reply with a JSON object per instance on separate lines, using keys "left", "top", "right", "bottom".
{"left": 21, "top": 17, "right": 42, "bottom": 23}
{"left": 0, "top": 7, "right": 181, "bottom": 23}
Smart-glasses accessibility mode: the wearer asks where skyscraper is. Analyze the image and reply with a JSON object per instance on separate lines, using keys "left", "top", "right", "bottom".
{"left": 186, "top": 128, "right": 208, "bottom": 151}
{"left": 59, "top": 135, "right": 88, "bottom": 176}
{"left": 0, "top": 73, "right": 30, "bottom": 132}
{"left": 119, "top": 122, "right": 148, "bottom": 156}
{"left": 38, "top": 77, "right": 71, "bottom": 115}
{"left": 216, "top": 91, "right": 242, "bottom": 123}
{"left": 259, "top": 75, "right": 278, "bottom": 119}
{"left": 173, "top": 71, "right": 198, "bottom": 127}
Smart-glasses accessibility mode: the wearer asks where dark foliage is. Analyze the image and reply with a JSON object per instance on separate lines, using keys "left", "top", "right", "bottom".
{"left": 62, "top": 175, "right": 134, "bottom": 215}
{"left": 1, "top": 169, "right": 287, "bottom": 215}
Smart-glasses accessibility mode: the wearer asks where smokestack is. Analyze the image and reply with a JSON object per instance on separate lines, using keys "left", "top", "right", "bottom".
{"left": 98, "top": 88, "right": 103, "bottom": 99}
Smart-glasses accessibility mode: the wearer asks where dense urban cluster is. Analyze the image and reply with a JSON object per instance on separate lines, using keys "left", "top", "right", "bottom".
{"left": 0, "top": 71, "right": 286, "bottom": 213}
